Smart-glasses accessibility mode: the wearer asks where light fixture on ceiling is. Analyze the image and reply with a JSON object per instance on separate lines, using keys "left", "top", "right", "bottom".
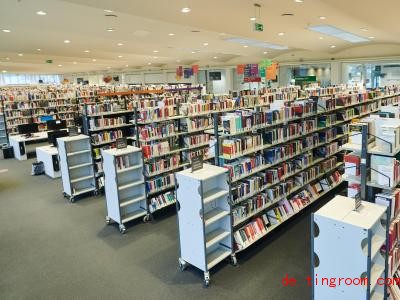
{"left": 369, "top": 36, "right": 375, "bottom": 39}
{"left": 153, "top": 56, "right": 158, "bottom": 59}
{"left": 107, "top": 66, "right": 111, "bottom": 69}
{"left": 176, "top": 59, "right": 181, "bottom": 63}
{"left": 213, "top": 56, "right": 218, "bottom": 59}
{"left": 203, "top": 42, "right": 209, "bottom": 46}
{"left": 18, "top": 53, "right": 23, "bottom": 56}
{"left": 118, "top": 55, "right": 123, "bottom": 58}
{"left": 319, "top": 16, "right": 326, "bottom": 20}
{"left": 360, "top": 28, "right": 368, "bottom": 32}
{"left": 308, "top": 25, "right": 369, "bottom": 43}
{"left": 281, "top": 13, "right": 294, "bottom": 17}
{"left": 250, "top": 17, "right": 256, "bottom": 21}
{"left": 181, "top": 7, "right": 191, "bottom": 13}
{"left": 148, "top": 62, "right": 152, "bottom": 65}
{"left": 243, "top": 45, "right": 248, "bottom": 48}
{"left": 64, "top": 40, "right": 71, "bottom": 44}
{"left": 92, "top": 59, "right": 96, "bottom": 62}
{"left": 117, "top": 43, "right": 124, "bottom": 46}
{"left": 125, "top": 64, "right": 129, "bottom": 67}
{"left": 106, "top": 28, "right": 115, "bottom": 32}
{"left": 278, "top": 32, "right": 285, "bottom": 36}
{"left": 2, "top": 70, "right": 7, "bottom": 73}
{"left": 191, "top": 30, "right": 200, "bottom": 33}
{"left": 191, "top": 51, "right": 196, "bottom": 53}
{"left": 73, "top": 61, "right": 77, "bottom": 64}
{"left": 294, "top": 0, "right": 303, "bottom": 3}
{"left": 36, "top": 48, "right": 41, "bottom": 51}
{"left": 36, "top": 11, "right": 47, "bottom": 16}
{"left": 224, "top": 37, "right": 288, "bottom": 50}
{"left": 263, "top": 51, "right": 268, "bottom": 54}
{"left": 2, "top": 29, "right": 11, "bottom": 33}
{"left": 5, "top": 57, "right": 10, "bottom": 60}
{"left": 168, "top": 33, "right": 175, "bottom": 36}
{"left": 58, "top": 64, "right": 62, "bottom": 67}
{"left": 104, "top": 9, "right": 113, "bottom": 13}
{"left": 84, "top": 50, "right": 90, "bottom": 53}
{"left": 319, "top": 36, "right": 324, "bottom": 40}
{"left": 330, "top": 45, "right": 336, "bottom": 48}
{"left": 153, "top": 50, "right": 159, "bottom": 53}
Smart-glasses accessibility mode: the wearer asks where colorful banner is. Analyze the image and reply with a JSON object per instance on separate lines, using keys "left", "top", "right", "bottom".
{"left": 260, "top": 67, "right": 266, "bottom": 77}
{"left": 184, "top": 68, "right": 193, "bottom": 78}
{"left": 250, "top": 64, "right": 259, "bottom": 76}
{"left": 192, "top": 65, "right": 199, "bottom": 74}
{"left": 260, "top": 59, "right": 272, "bottom": 69}
{"left": 236, "top": 64, "right": 245, "bottom": 75}
{"left": 266, "top": 63, "right": 279, "bottom": 80}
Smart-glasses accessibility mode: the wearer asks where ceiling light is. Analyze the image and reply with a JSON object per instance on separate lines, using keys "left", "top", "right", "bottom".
{"left": 153, "top": 56, "right": 158, "bottom": 59}
{"left": 36, "top": 11, "right": 47, "bottom": 16}
{"left": 84, "top": 50, "right": 90, "bottom": 53}
{"left": 219, "top": 33, "right": 226, "bottom": 36}
{"left": 243, "top": 45, "right": 248, "bottom": 48}
{"left": 263, "top": 51, "right": 268, "bottom": 54}
{"left": 18, "top": 53, "right": 23, "bottom": 56}
{"left": 330, "top": 45, "right": 336, "bottom": 48}
{"left": 73, "top": 61, "right": 77, "bottom": 64}
{"left": 168, "top": 33, "right": 175, "bottom": 36}
{"left": 360, "top": 28, "right": 368, "bottom": 32}
{"left": 106, "top": 28, "right": 115, "bottom": 32}
{"left": 278, "top": 32, "right": 285, "bottom": 36}
{"left": 181, "top": 7, "right": 191, "bottom": 13}
{"left": 117, "top": 43, "right": 124, "bottom": 46}
{"left": 153, "top": 50, "right": 159, "bottom": 53}
{"left": 203, "top": 42, "right": 209, "bottom": 46}
{"left": 58, "top": 64, "right": 62, "bottom": 67}
{"left": 104, "top": 9, "right": 113, "bottom": 13}
{"left": 2, "top": 29, "right": 11, "bottom": 33}
{"left": 118, "top": 55, "right": 123, "bottom": 58}
{"left": 369, "top": 36, "right": 375, "bottom": 39}
{"left": 191, "top": 51, "right": 196, "bottom": 53}
{"left": 294, "top": 0, "right": 303, "bottom": 3}
{"left": 36, "top": 48, "right": 41, "bottom": 51}
{"left": 148, "top": 62, "right": 152, "bottom": 65}
{"left": 319, "top": 16, "right": 326, "bottom": 20}
{"left": 125, "top": 64, "right": 129, "bottom": 67}
{"left": 2, "top": 70, "right": 7, "bottom": 73}
{"left": 92, "top": 59, "right": 96, "bottom": 62}
{"left": 107, "top": 66, "right": 111, "bottom": 69}
{"left": 250, "top": 17, "right": 256, "bottom": 21}
{"left": 319, "top": 36, "right": 324, "bottom": 40}
{"left": 308, "top": 25, "right": 369, "bottom": 43}
{"left": 176, "top": 59, "right": 181, "bottom": 62}
{"left": 5, "top": 57, "right": 10, "bottom": 60}
{"left": 213, "top": 56, "right": 218, "bottom": 59}
{"left": 224, "top": 37, "right": 288, "bottom": 50}
{"left": 64, "top": 40, "right": 71, "bottom": 44}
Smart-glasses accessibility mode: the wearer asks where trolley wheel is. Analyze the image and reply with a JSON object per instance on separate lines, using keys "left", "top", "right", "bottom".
{"left": 178, "top": 258, "right": 187, "bottom": 272}
{"left": 231, "top": 255, "right": 237, "bottom": 266}
{"left": 203, "top": 272, "right": 210, "bottom": 288}
{"left": 94, "top": 190, "right": 99, "bottom": 196}
{"left": 119, "top": 224, "right": 126, "bottom": 234}
{"left": 69, "top": 196, "right": 75, "bottom": 203}
{"left": 62, "top": 192, "right": 68, "bottom": 198}
{"left": 105, "top": 217, "right": 111, "bottom": 225}
{"left": 143, "top": 214, "right": 151, "bottom": 223}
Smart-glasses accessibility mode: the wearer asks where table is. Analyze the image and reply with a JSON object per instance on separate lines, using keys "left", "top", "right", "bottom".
{"left": 36, "top": 145, "right": 60, "bottom": 178}
{"left": 9, "top": 131, "right": 48, "bottom": 161}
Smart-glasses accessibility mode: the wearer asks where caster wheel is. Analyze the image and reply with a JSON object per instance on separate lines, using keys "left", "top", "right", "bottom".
{"left": 203, "top": 272, "right": 210, "bottom": 288}
{"left": 203, "top": 280, "right": 210, "bottom": 288}
{"left": 119, "top": 225, "right": 126, "bottom": 234}
{"left": 62, "top": 192, "right": 67, "bottom": 198}
{"left": 178, "top": 258, "right": 187, "bottom": 272}
{"left": 70, "top": 197, "right": 75, "bottom": 203}
{"left": 143, "top": 214, "right": 151, "bottom": 223}
{"left": 105, "top": 217, "right": 111, "bottom": 225}
{"left": 94, "top": 190, "right": 99, "bottom": 196}
{"left": 231, "top": 255, "right": 237, "bottom": 266}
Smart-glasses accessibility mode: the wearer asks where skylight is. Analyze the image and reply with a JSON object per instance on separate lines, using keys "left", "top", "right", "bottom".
{"left": 307, "top": 25, "right": 369, "bottom": 43}
{"left": 223, "top": 37, "right": 288, "bottom": 50}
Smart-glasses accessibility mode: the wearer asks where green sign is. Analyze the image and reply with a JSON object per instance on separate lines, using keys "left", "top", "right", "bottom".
{"left": 294, "top": 76, "right": 317, "bottom": 82}
{"left": 260, "top": 59, "right": 272, "bottom": 69}
{"left": 260, "top": 68, "right": 266, "bottom": 77}
{"left": 46, "top": 59, "right": 53, "bottom": 64}
{"left": 254, "top": 23, "right": 263, "bottom": 32}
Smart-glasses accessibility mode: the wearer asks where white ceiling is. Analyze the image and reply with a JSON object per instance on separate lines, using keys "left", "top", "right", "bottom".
{"left": 0, "top": 0, "right": 399, "bottom": 74}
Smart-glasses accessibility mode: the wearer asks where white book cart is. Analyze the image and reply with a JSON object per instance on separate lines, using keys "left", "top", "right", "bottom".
{"left": 176, "top": 164, "right": 236, "bottom": 287}
{"left": 102, "top": 145, "right": 146, "bottom": 234}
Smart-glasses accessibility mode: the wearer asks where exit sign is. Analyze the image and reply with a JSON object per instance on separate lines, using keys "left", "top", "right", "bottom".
{"left": 254, "top": 23, "right": 263, "bottom": 32}
{"left": 46, "top": 59, "right": 53, "bottom": 64}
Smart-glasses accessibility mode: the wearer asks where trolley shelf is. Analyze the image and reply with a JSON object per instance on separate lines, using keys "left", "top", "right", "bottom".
{"left": 207, "top": 247, "right": 231, "bottom": 269}
{"left": 205, "top": 228, "right": 230, "bottom": 249}
{"left": 204, "top": 208, "right": 230, "bottom": 226}
{"left": 203, "top": 189, "right": 229, "bottom": 205}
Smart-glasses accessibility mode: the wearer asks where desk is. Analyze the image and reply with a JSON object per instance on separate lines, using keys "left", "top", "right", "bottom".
{"left": 36, "top": 145, "right": 60, "bottom": 178}
{"left": 9, "top": 132, "right": 48, "bottom": 161}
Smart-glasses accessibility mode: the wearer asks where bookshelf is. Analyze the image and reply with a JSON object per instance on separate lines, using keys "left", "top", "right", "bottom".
{"left": 58, "top": 135, "right": 97, "bottom": 202}
{"left": 0, "top": 113, "right": 8, "bottom": 145}
{"left": 176, "top": 164, "right": 235, "bottom": 287}
{"left": 102, "top": 146, "right": 146, "bottom": 233}
{"left": 312, "top": 195, "right": 389, "bottom": 300}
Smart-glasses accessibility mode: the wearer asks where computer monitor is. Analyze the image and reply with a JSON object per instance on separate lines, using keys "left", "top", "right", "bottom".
{"left": 18, "top": 123, "right": 39, "bottom": 135}
{"left": 47, "top": 120, "right": 67, "bottom": 131}
{"left": 47, "top": 130, "right": 68, "bottom": 147}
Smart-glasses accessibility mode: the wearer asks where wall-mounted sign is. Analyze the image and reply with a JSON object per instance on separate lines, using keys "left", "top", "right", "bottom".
{"left": 254, "top": 23, "right": 264, "bottom": 32}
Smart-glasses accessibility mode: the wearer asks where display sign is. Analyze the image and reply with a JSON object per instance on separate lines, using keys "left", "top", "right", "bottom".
{"left": 184, "top": 68, "right": 192, "bottom": 78}
{"left": 192, "top": 65, "right": 199, "bottom": 74}
{"left": 294, "top": 76, "right": 317, "bottom": 82}
{"left": 266, "top": 63, "right": 279, "bottom": 81}
{"left": 116, "top": 137, "right": 128, "bottom": 149}
{"left": 68, "top": 126, "right": 79, "bottom": 137}
{"left": 254, "top": 23, "right": 264, "bottom": 32}
{"left": 354, "top": 192, "right": 362, "bottom": 211}
{"left": 243, "top": 77, "right": 261, "bottom": 83}
{"left": 191, "top": 155, "right": 203, "bottom": 172}
{"left": 236, "top": 64, "right": 245, "bottom": 75}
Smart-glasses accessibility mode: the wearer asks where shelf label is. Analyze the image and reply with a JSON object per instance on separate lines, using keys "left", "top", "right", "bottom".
{"left": 116, "top": 137, "right": 127, "bottom": 149}
{"left": 68, "top": 126, "right": 79, "bottom": 136}
{"left": 191, "top": 155, "right": 203, "bottom": 172}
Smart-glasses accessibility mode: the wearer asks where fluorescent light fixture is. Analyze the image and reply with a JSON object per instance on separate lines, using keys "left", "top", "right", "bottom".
{"left": 148, "top": 62, "right": 152, "bottom": 65}
{"left": 64, "top": 40, "right": 71, "bottom": 43}
{"left": 294, "top": 0, "right": 303, "bottom": 3}
{"left": 278, "top": 32, "right": 285, "bottom": 36}
{"left": 58, "top": 64, "right": 62, "bottom": 67}
{"left": 330, "top": 45, "right": 336, "bottom": 48}
{"left": 153, "top": 50, "right": 159, "bottom": 53}
{"left": 191, "top": 51, "right": 196, "bottom": 53}
{"left": 106, "top": 28, "right": 115, "bottom": 32}
{"left": 319, "top": 36, "right": 324, "bottom": 40}
{"left": 250, "top": 17, "right": 256, "bottom": 21}
{"left": 117, "top": 43, "right": 124, "bottom": 46}
{"left": 243, "top": 45, "right": 248, "bottom": 48}
{"left": 18, "top": 53, "right": 23, "bottom": 56}
{"left": 92, "top": 59, "right": 96, "bottom": 62}
{"left": 36, "top": 48, "right": 41, "bottom": 51}
{"left": 308, "top": 25, "right": 369, "bottom": 43}
{"left": 319, "top": 16, "right": 326, "bottom": 20}
{"left": 125, "top": 64, "right": 129, "bottom": 67}
{"left": 224, "top": 37, "right": 288, "bottom": 50}
{"left": 2, "top": 29, "right": 11, "bottom": 33}
{"left": 104, "top": 9, "right": 113, "bottom": 13}
{"left": 181, "top": 7, "right": 191, "bottom": 13}
{"left": 2, "top": 70, "right": 7, "bottom": 73}
{"left": 36, "top": 11, "right": 47, "bottom": 15}
{"left": 369, "top": 36, "right": 375, "bottom": 39}
{"left": 168, "top": 33, "right": 175, "bottom": 36}
{"left": 213, "top": 56, "right": 218, "bottom": 59}
{"left": 203, "top": 42, "right": 209, "bottom": 46}
{"left": 118, "top": 55, "right": 123, "bottom": 58}
{"left": 263, "top": 51, "right": 268, "bottom": 54}
{"left": 84, "top": 50, "right": 90, "bottom": 53}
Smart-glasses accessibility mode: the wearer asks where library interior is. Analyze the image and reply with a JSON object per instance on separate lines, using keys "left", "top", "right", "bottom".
{"left": 2, "top": 0, "right": 400, "bottom": 299}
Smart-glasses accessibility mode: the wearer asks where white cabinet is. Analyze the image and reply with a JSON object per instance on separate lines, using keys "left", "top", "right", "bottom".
{"left": 102, "top": 146, "right": 146, "bottom": 233}
{"left": 176, "top": 164, "right": 235, "bottom": 287}
{"left": 58, "top": 135, "right": 97, "bottom": 202}
{"left": 312, "top": 195, "right": 388, "bottom": 300}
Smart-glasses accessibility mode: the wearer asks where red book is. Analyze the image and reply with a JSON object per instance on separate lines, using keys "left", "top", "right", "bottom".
{"left": 142, "top": 145, "right": 151, "bottom": 159}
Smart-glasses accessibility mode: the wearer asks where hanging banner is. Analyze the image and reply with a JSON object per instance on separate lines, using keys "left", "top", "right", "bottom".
{"left": 243, "top": 64, "right": 261, "bottom": 82}
{"left": 184, "top": 68, "right": 192, "bottom": 78}
{"left": 250, "top": 64, "right": 259, "bottom": 76}
{"left": 176, "top": 66, "right": 183, "bottom": 77}
{"left": 244, "top": 64, "right": 252, "bottom": 78}
{"left": 266, "top": 63, "right": 279, "bottom": 80}
{"left": 192, "top": 65, "right": 199, "bottom": 74}
{"left": 260, "top": 59, "right": 272, "bottom": 69}
{"left": 259, "top": 67, "right": 266, "bottom": 77}
{"left": 236, "top": 64, "right": 245, "bottom": 75}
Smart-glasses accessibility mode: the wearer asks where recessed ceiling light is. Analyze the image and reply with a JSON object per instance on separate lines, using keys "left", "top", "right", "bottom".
{"left": 224, "top": 37, "right": 288, "bottom": 50}
{"left": 92, "top": 59, "right": 96, "bottom": 62}
{"left": 263, "top": 51, "right": 268, "bottom": 54}
{"left": 84, "top": 50, "right": 90, "bottom": 53}
{"left": 18, "top": 53, "right": 23, "bottom": 56}
{"left": 294, "top": 0, "right": 303, "bottom": 3}
{"left": 319, "top": 16, "right": 326, "bottom": 20}
{"left": 203, "top": 42, "right": 209, "bottom": 46}
{"left": 106, "top": 28, "right": 115, "bottom": 32}
{"left": 2, "top": 70, "right": 7, "bottom": 73}
{"left": 330, "top": 45, "right": 336, "bottom": 48}
{"left": 168, "top": 33, "right": 175, "bottom": 36}
{"left": 319, "top": 36, "right": 324, "bottom": 40}
{"left": 278, "top": 32, "right": 285, "bottom": 36}
{"left": 369, "top": 36, "right": 375, "bottom": 39}
{"left": 73, "top": 61, "right": 77, "bottom": 64}
{"left": 58, "top": 64, "right": 62, "bottom": 67}
{"left": 2, "top": 29, "right": 11, "bottom": 33}
{"left": 181, "top": 7, "right": 191, "bottom": 13}
{"left": 125, "top": 64, "right": 129, "bottom": 67}
{"left": 117, "top": 43, "right": 124, "bottom": 46}
{"left": 153, "top": 50, "right": 159, "bottom": 53}
{"left": 64, "top": 40, "right": 71, "bottom": 44}
{"left": 118, "top": 55, "right": 123, "bottom": 58}
{"left": 243, "top": 45, "right": 248, "bottom": 48}
{"left": 36, "top": 11, "right": 47, "bottom": 16}
{"left": 213, "top": 56, "right": 218, "bottom": 59}
{"left": 104, "top": 9, "right": 113, "bottom": 13}
{"left": 148, "top": 62, "right": 152, "bottom": 65}
{"left": 36, "top": 48, "right": 41, "bottom": 51}
{"left": 191, "top": 51, "right": 196, "bottom": 53}
{"left": 308, "top": 25, "right": 369, "bottom": 43}
{"left": 250, "top": 17, "right": 256, "bottom": 21}
{"left": 360, "top": 28, "right": 368, "bottom": 32}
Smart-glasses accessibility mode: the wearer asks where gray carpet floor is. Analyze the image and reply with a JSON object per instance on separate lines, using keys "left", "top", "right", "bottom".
{"left": 0, "top": 157, "right": 339, "bottom": 299}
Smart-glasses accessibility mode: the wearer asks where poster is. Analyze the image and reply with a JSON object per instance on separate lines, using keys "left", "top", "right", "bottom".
{"left": 192, "top": 65, "right": 199, "bottom": 74}
{"left": 236, "top": 64, "right": 245, "bottom": 75}
{"left": 266, "top": 63, "right": 279, "bottom": 80}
